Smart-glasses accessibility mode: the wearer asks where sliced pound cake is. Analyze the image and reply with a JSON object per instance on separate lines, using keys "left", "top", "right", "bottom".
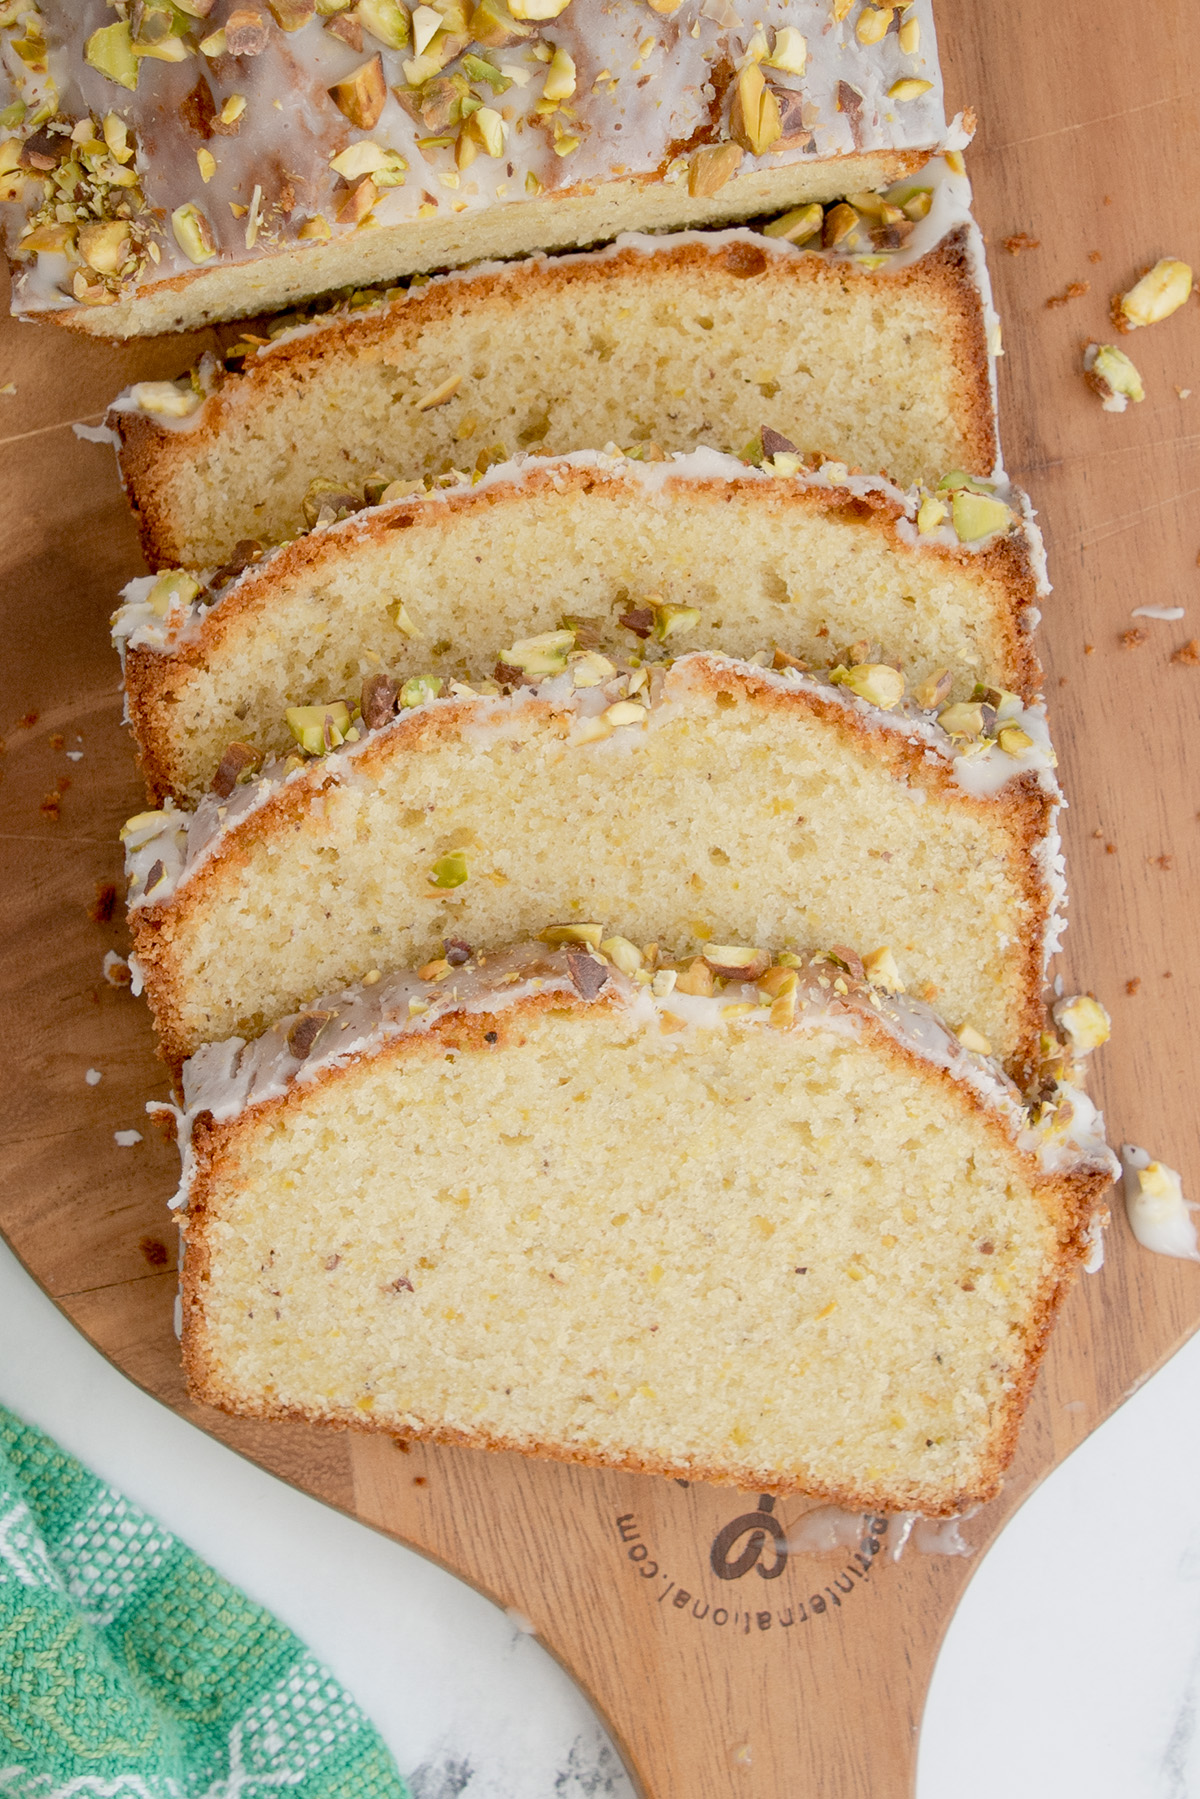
{"left": 109, "top": 160, "right": 998, "bottom": 568}
{"left": 124, "top": 653, "right": 1063, "bottom": 1081}
{"left": 0, "top": 2, "right": 950, "bottom": 338}
{"left": 170, "top": 942, "right": 1117, "bottom": 1514}
{"left": 115, "top": 450, "right": 1045, "bottom": 806}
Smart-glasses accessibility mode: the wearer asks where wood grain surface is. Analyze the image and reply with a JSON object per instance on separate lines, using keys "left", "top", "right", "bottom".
{"left": 2, "top": 4, "right": 1200, "bottom": 1795}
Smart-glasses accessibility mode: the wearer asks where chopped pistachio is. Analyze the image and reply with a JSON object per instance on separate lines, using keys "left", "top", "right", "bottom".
{"left": 600, "top": 935, "right": 643, "bottom": 975}
{"left": 541, "top": 922, "right": 605, "bottom": 947}
{"left": 570, "top": 650, "right": 617, "bottom": 687}
{"left": 604, "top": 700, "right": 647, "bottom": 728}
{"left": 508, "top": 0, "right": 570, "bottom": 17}
{"left": 199, "top": 26, "right": 228, "bottom": 53}
{"left": 130, "top": 379, "right": 202, "bottom": 419}
{"left": 286, "top": 701, "right": 352, "bottom": 754}
{"left": 768, "top": 971, "right": 798, "bottom": 1027}
{"left": 147, "top": 570, "right": 201, "bottom": 617}
{"left": 830, "top": 662, "right": 904, "bottom": 709}
{"left": 652, "top": 601, "right": 700, "bottom": 642}
{"left": 411, "top": 3, "right": 443, "bottom": 52}
{"left": 729, "top": 63, "right": 782, "bottom": 157}
{"left": 956, "top": 1024, "right": 992, "bottom": 1056}
{"left": 1085, "top": 343, "right": 1145, "bottom": 412}
{"left": 298, "top": 214, "right": 333, "bottom": 241}
{"left": 674, "top": 957, "right": 714, "bottom": 996}
{"left": 898, "top": 13, "right": 919, "bottom": 51}
{"left": 855, "top": 6, "right": 891, "bottom": 45}
{"left": 688, "top": 141, "right": 742, "bottom": 198}
{"left": 1053, "top": 993, "right": 1112, "bottom": 1054}
{"left": 911, "top": 668, "right": 952, "bottom": 711}
{"left": 994, "top": 723, "right": 1032, "bottom": 756}
{"left": 862, "top": 946, "right": 903, "bottom": 993}
{"left": 1118, "top": 258, "right": 1193, "bottom": 330}
{"left": 822, "top": 201, "right": 860, "bottom": 249}
{"left": 504, "top": 629, "right": 575, "bottom": 675}
{"left": 400, "top": 674, "right": 443, "bottom": 707}
{"left": 703, "top": 944, "right": 769, "bottom": 980}
{"left": 357, "top": 0, "right": 410, "bottom": 48}
{"left": 466, "top": 104, "right": 506, "bottom": 157}
{"left": 78, "top": 220, "right": 131, "bottom": 275}
{"left": 85, "top": 22, "right": 140, "bottom": 90}
{"left": 951, "top": 490, "right": 1013, "bottom": 542}
{"left": 171, "top": 203, "right": 216, "bottom": 264}
{"left": 428, "top": 849, "right": 469, "bottom": 888}
{"left": 571, "top": 713, "right": 612, "bottom": 745}
{"left": 102, "top": 112, "right": 133, "bottom": 162}
{"left": 916, "top": 493, "right": 947, "bottom": 534}
{"left": 761, "top": 202, "right": 823, "bottom": 244}
{"left": 329, "top": 54, "right": 388, "bottom": 129}
{"left": 196, "top": 147, "right": 216, "bottom": 182}
{"left": 414, "top": 371, "right": 463, "bottom": 411}
{"left": 542, "top": 45, "right": 576, "bottom": 100}
{"left": 268, "top": 0, "right": 317, "bottom": 25}
{"left": 888, "top": 77, "right": 933, "bottom": 100}
{"left": 765, "top": 25, "right": 806, "bottom": 74}
{"left": 938, "top": 701, "right": 986, "bottom": 739}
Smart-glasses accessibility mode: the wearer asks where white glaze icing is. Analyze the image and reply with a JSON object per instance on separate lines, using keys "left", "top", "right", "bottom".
{"left": 158, "top": 940, "right": 1118, "bottom": 1218}
{"left": 1131, "top": 606, "right": 1185, "bottom": 622}
{"left": 120, "top": 649, "right": 1062, "bottom": 918}
{"left": 110, "top": 443, "right": 1042, "bottom": 660}
{"left": 2, "top": 0, "right": 949, "bottom": 319}
{"left": 1121, "top": 1146, "right": 1200, "bottom": 1263}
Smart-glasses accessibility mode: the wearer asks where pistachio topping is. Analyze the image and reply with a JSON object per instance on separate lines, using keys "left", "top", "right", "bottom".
{"left": 1053, "top": 994, "right": 1111, "bottom": 1056}
{"left": 285, "top": 700, "right": 352, "bottom": 754}
{"left": 1084, "top": 343, "right": 1145, "bottom": 413}
{"left": 1115, "top": 258, "right": 1194, "bottom": 332}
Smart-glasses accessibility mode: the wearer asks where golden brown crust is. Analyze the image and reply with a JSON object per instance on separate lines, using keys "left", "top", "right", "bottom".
{"left": 112, "top": 227, "right": 997, "bottom": 570}
{"left": 178, "top": 987, "right": 1111, "bottom": 1515}
{"left": 124, "top": 457, "right": 1044, "bottom": 806}
{"left": 129, "top": 658, "right": 1057, "bottom": 1080}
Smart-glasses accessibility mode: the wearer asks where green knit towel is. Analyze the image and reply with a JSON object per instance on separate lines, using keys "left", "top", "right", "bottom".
{"left": 0, "top": 1404, "right": 409, "bottom": 1798}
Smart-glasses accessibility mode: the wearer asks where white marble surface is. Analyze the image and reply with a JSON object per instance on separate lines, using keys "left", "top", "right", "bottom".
{"left": 3, "top": 1228, "right": 1199, "bottom": 1797}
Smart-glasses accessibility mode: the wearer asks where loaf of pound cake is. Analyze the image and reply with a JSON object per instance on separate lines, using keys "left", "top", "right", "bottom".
{"left": 169, "top": 941, "right": 1117, "bottom": 1514}
{"left": 123, "top": 652, "right": 1064, "bottom": 1081}
{"left": 107, "top": 154, "right": 999, "bottom": 567}
{"left": 114, "top": 448, "right": 1046, "bottom": 806}
{"left": 0, "top": 0, "right": 954, "bottom": 337}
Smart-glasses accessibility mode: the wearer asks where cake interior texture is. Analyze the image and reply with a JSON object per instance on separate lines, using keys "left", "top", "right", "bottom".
{"left": 183, "top": 998, "right": 1089, "bottom": 1514}
{"left": 114, "top": 231, "right": 995, "bottom": 570}
{"left": 125, "top": 463, "right": 1041, "bottom": 806}
{"left": 132, "top": 664, "right": 1051, "bottom": 1075}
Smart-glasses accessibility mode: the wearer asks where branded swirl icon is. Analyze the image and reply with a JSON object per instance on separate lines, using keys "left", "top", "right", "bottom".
{"left": 709, "top": 1495, "right": 788, "bottom": 1581}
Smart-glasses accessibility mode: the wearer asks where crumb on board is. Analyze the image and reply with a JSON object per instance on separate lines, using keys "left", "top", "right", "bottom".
{"left": 1047, "top": 281, "right": 1090, "bottom": 308}
{"left": 1126, "top": 978, "right": 1141, "bottom": 996}
{"left": 1150, "top": 853, "right": 1174, "bottom": 871}
{"left": 1172, "top": 640, "right": 1200, "bottom": 665}
{"left": 48, "top": 732, "right": 63, "bottom": 750}
{"left": 1119, "top": 628, "right": 1146, "bottom": 648}
{"left": 1085, "top": 644, "right": 1095, "bottom": 654}
{"left": 1003, "top": 231, "right": 1040, "bottom": 254}
{"left": 1088, "top": 250, "right": 1102, "bottom": 263}
{"left": 1105, "top": 843, "right": 1117, "bottom": 855}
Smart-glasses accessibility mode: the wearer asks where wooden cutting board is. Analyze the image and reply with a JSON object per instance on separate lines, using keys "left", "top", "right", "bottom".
{"left": 2, "top": 3, "right": 1199, "bottom": 1793}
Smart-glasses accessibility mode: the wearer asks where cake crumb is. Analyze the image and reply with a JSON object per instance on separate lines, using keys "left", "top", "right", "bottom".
{"left": 1172, "top": 640, "right": 1200, "bottom": 666}
{"left": 38, "top": 792, "right": 60, "bottom": 820}
{"left": 19, "top": 711, "right": 38, "bottom": 728}
{"left": 1119, "top": 628, "right": 1146, "bottom": 648}
{"left": 102, "top": 951, "right": 132, "bottom": 986}
{"left": 1046, "top": 281, "right": 1090, "bottom": 308}
{"left": 1003, "top": 231, "right": 1040, "bottom": 254}
{"left": 1126, "top": 977, "right": 1141, "bottom": 996}
{"left": 1088, "top": 250, "right": 1102, "bottom": 263}
{"left": 1151, "top": 853, "right": 1174, "bottom": 870}
{"left": 48, "top": 732, "right": 64, "bottom": 750}
{"left": 1058, "top": 675, "right": 1068, "bottom": 686}
{"left": 1084, "top": 643, "right": 1095, "bottom": 654}
{"left": 1105, "top": 843, "right": 1117, "bottom": 855}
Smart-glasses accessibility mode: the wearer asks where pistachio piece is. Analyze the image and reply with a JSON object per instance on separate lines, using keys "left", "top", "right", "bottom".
{"left": 937, "top": 701, "right": 986, "bottom": 739}
{"left": 652, "top": 602, "right": 700, "bottom": 642}
{"left": 503, "top": 629, "right": 575, "bottom": 675}
{"left": 911, "top": 668, "right": 952, "bottom": 711}
{"left": 286, "top": 701, "right": 352, "bottom": 755}
{"left": 225, "top": 7, "right": 269, "bottom": 53}
{"left": 729, "top": 64, "right": 782, "bottom": 157}
{"left": 1084, "top": 343, "right": 1145, "bottom": 412}
{"left": 1054, "top": 993, "right": 1112, "bottom": 1054}
{"left": 571, "top": 651, "right": 617, "bottom": 688}
{"left": 822, "top": 201, "right": 860, "bottom": 249}
{"left": 212, "top": 740, "right": 262, "bottom": 798}
{"left": 674, "top": 957, "right": 715, "bottom": 997}
{"left": 651, "top": 968, "right": 677, "bottom": 998}
{"left": 855, "top": 6, "right": 891, "bottom": 45}
{"left": 130, "top": 380, "right": 202, "bottom": 419}
{"left": 302, "top": 477, "right": 363, "bottom": 525}
{"left": 897, "top": 14, "right": 919, "bottom": 50}
{"left": 765, "top": 26, "right": 806, "bottom": 74}
{"left": 767, "top": 970, "right": 798, "bottom": 1027}
{"left": 1117, "top": 258, "right": 1193, "bottom": 330}
{"left": 604, "top": 700, "right": 647, "bottom": 729}
{"left": 599, "top": 935, "right": 643, "bottom": 976}
{"left": 542, "top": 45, "right": 576, "bottom": 101}
{"left": 78, "top": 220, "right": 131, "bottom": 275}
{"left": 288, "top": 1010, "right": 333, "bottom": 1058}
{"left": 508, "top": 0, "right": 570, "bottom": 17}
{"left": 703, "top": 944, "right": 770, "bottom": 981}
{"left": 400, "top": 674, "right": 443, "bottom": 707}
{"left": 541, "top": 922, "right": 604, "bottom": 947}
{"left": 468, "top": 0, "right": 529, "bottom": 46}
{"left": 465, "top": 105, "right": 506, "bottom": 158}
{"left": 171, "top": 202, "right": 216, "bottom": 264}
{"left": 387, "top": 600, "right": 420, "bottom": 637}
{"left": 428, "top": 849, "right": 469, "bottom": 888}
{"left": 936, "top": 469, "right": 994, "bottom": 495}
{"left": 147, "top": 570, "right": 201, "bottom": 617}
{"left": 329, "top": 54, "right": 387, "bottom": 129}
{"left": 862, "top": 946, "right": 903, "bottom": 993}
{"left": 85, "top": 22, "right": 140, "bottom": 90}
{"left": 358, "top": 0, "right": 409, "bottom": 47}
{"left": 268, "top": 1, "right": 316, "bottom": 26}
{"left": 571, "top": 714, "right": 614, "bottom": 745}
{"left": 761, "top": 202, "right": 823, "bottom": 244}
{"left": 951, "top": 490, "right": 1014, "bottom": 542}
{"left": 996, "top": 724, "right": 1033, "bottom": 755}
{"left": 830, "top": 663, "right": 904, "bottom": 709}
{"left": 956, "top": 1024, "right": 992, "bottom": 1057}
{"left": 688, "top": 142, "right": 743, "bottom": 199}
{"left": 419, "top": 956, "right": 453, "bottom": 980}
{"left": 361, "top": 672, "right": 399, "bottom": 728}
{"left": 888, "top": 77, "right": 933, "bottom": 100}
{"left": 916, "top": 493, "right": 947, "bottom": 534}
{"left": 755, "top": 964, "right": 794, "bottom": 999}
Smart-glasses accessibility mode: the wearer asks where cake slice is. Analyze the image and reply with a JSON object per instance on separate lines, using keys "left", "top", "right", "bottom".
{"left": 115, "top": 450, "right": 1045, "bottom": 806}
{"left": 123, "top": 652, "right": 1063, "bottom": 1081}
{"left": 108, "top": 158, "right": 999, "bottom": 568}
{"left": 0, "top": 1, "right": 951, "bottom": 339}
{"left": 170, "top": 942, "right": 1117, "bottom": 1514}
